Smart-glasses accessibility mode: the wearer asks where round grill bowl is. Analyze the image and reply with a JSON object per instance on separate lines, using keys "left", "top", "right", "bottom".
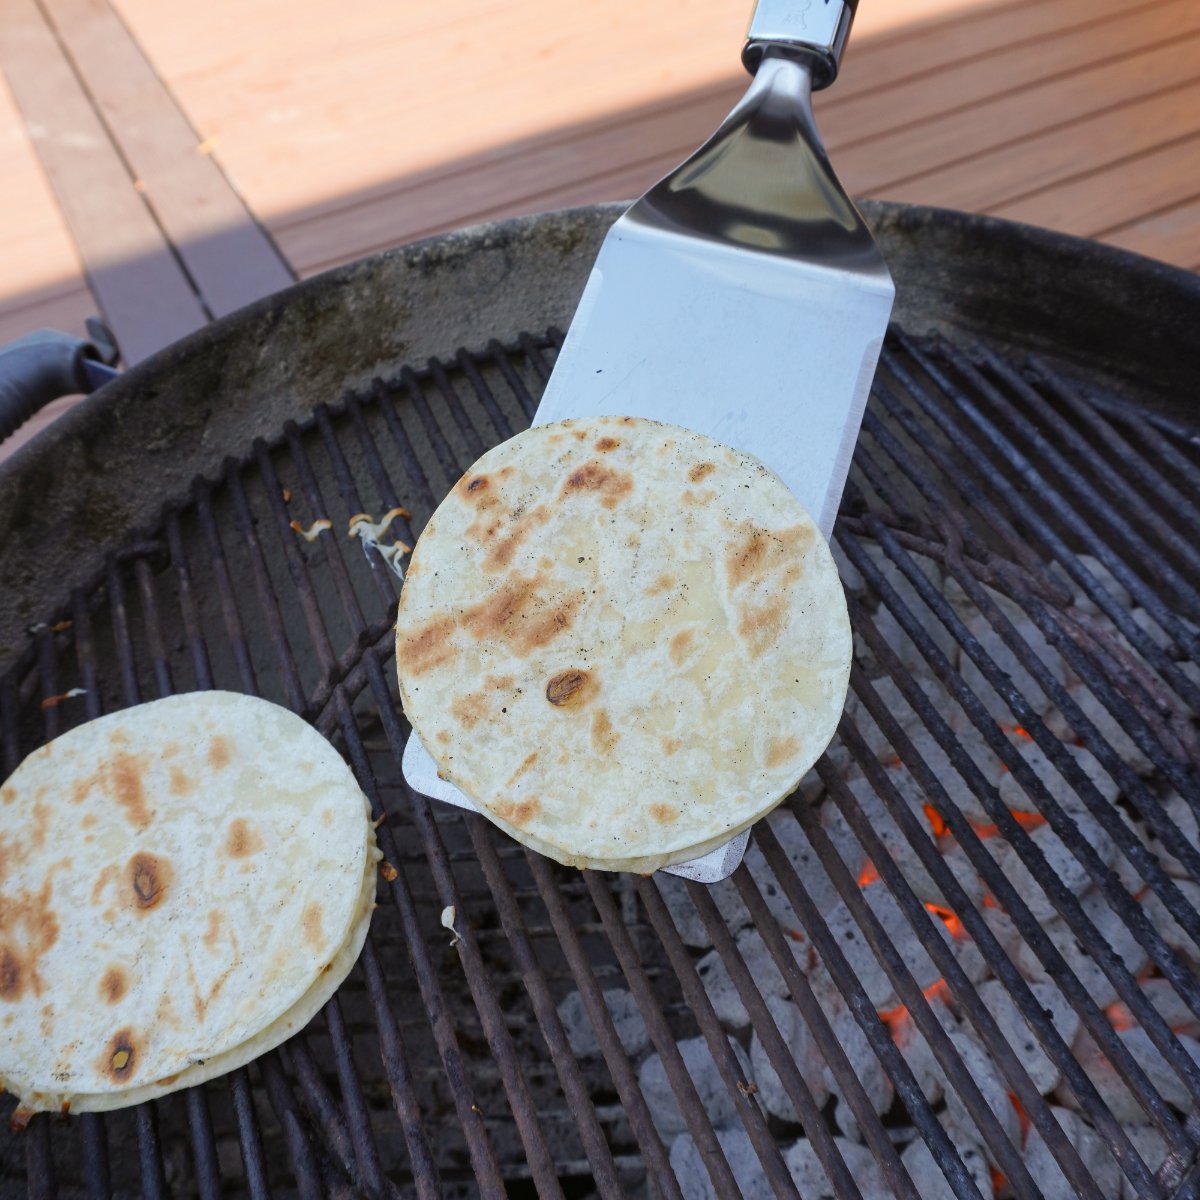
{"left": 1, "top": 202, "right": 1198, "bottom": 1200}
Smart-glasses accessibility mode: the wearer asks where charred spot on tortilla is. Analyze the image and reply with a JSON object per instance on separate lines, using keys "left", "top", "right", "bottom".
{"left": 126, "top": 852, "right": 172, "bottom": 912}
{"left": 545, "top": 669, "right": 594, "bottom": 708}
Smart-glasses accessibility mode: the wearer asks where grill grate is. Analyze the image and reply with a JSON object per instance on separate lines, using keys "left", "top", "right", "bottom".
{"left": 1, "top": 326, "right": 1198, "bottom": 1199}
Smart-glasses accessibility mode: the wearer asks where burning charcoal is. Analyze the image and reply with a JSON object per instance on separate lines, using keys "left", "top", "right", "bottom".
{"left": 784, "top": 1135, "right": 886, "bottom": 1199}
{"left": 958, "top": 610, "right": 1070, "bottom": 723}
{"left": 1107, "top": 979, "right": 1200, "bottom": 1040}
{"left": 655, "top": 871, "right": 750, "bottom": 950}
{"left": 902, "top": 725, "right": 1002, "bottom": 827}
{"left": 871, "top": 602, "right": 959, "bottom": 684}
{"left": 998, "top": 741, "right": 1121, "bottom": 812}
{"left": 982, "top": 906, "right": 1024, "bottom": 957}
{"left": 696, "top": 949, "right": 750, "bottom": 1031}
{"left": 1151, "top": 793, "right": 1200, "bottom": 881}
{"left": 900, "top": 1130, "right": 990, "bottom": 1200}
{"left": 1070, "top": 553, "right": 1133, "bottom": 617}
{"left": 556, "top": 989, "right": 648, "bottom": 1060}
{"left": 696, "top": 927, "right": 804, "bottom": 1031}
{"left": 820, "top": 897, "right": 903, "bottom": 1011}
{"left": 942, "top": 1028, "right": 1022, "bottom": 1150}
{"left": 1018, "top": 892, "right": 1148, "bottom": 1010}
{"left": 745, "top": 805, "right": 864, "bottom": 921}
{"left": 891, "top": 990, "right": 961, "bottom": 1105}
{"left": 638, "top": 1035, "right": 753, "bottom": 1139}
{"left": 845, "top": 675, "right": 923, "bottom": 763}
{"left": 977, "top": 979, "right": 1079, "bottom": 1095}
{"left": 922, "top": 844, "right": 986, "bottom": 911}
{"left": 1046, "top": 683, "right": 1153, "bottom": 775}
{"left": 1141, "top": 879, "right": 1200, "bottom": 964}
{"left": 1022, "top": 1105, "right": 1121, "bottom": 1200}
{"left": 819, "top": 1005, "right": 892, "bottom": 1141}
{"left": 668, "top": 1128, "right": 774, "bottom": 1200}
{"left": 993, "top": 807, "right": 1116, "bottom": 923}
{"left": 749, "top": 995, "right": 830, "bottom": 1123}
{"left": 1120, "top": 1125, "right": 1169, "bottom": 1200}
{"left": 1070, "top": 1026, "right": 1200, "bottom": 1125}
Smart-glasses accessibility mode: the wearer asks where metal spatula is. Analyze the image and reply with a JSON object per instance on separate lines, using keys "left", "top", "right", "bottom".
{"left": 403, "top": 0, "right": 894, "bottom": 882}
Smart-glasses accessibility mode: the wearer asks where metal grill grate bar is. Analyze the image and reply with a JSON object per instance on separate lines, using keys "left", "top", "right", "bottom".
{"left": 4, "top": 327, "right": 1198, "bottom": 1200}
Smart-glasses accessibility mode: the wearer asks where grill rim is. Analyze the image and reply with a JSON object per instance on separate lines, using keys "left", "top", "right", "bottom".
{"left": 1, "top": 205, "right": 1199, "bottom": 1199}
{"left": 2, "top": 199, "right": 1199, "bottom": 679}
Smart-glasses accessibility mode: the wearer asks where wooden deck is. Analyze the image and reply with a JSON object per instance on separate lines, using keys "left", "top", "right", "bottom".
{"left": 1, "top": 0, "right": 1198, "bottom": 448}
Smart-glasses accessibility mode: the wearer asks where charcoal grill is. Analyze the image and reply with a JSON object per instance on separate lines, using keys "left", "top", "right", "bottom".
{"left": 0, "top": 201, "right": 1198, "bottom": 1199}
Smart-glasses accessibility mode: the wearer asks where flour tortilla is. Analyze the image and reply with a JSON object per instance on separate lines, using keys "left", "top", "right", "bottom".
{"left": 0, "top": 691, "right": 378, "bottom": 1112}
{"left": 395, "top": 416, "right": 851, "bottom": 872}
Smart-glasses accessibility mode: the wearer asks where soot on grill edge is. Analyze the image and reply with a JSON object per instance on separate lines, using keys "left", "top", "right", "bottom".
{"left": 0, "top": 328, "right": 1196, "bottom": 1200}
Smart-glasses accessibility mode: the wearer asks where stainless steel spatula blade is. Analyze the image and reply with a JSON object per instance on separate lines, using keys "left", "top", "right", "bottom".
{"left": 403, "top": 1, "right": 893, "bottom": 882}
{"left": 536, "top": 7, "right": 893, "bottom": 536}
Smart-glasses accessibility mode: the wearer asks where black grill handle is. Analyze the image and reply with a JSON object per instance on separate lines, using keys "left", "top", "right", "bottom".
{"left": 0, "top": 321, "right": 120, "bottom": 444}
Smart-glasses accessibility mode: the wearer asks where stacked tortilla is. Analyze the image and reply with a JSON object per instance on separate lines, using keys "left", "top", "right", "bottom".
{"left": 395, "top": 415, "right": 851, "bottom": 872}
{"left": 0, "top": 691, "right": 378, "bottom": 1113}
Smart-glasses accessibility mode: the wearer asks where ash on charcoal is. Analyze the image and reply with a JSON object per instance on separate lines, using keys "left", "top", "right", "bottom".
{"left": 942, "top": 1027, "right": 1021, "bottom": 1149}
{"left": 822, "top": 1005, "right": 892, "bottom": 1142}
{"left": 638, "top": 1035, "right": 753, "bottom": 1140}
{"left": 957, "top": 607, "right": 1071, "bottom": 722}
{"left": 695, "top": 926, "right": 807, "bottom": 1031}
{"left": 1141, "top": 878, "right": 1200, "bottom": 963}
{"left": 997, "top": 741, "right": 1121, "bottom": 813}
{"left": 1022, "top": 1105, "right": 1121, "bottom": 1200}
{"left": 982, "top": 907, "right": 1024, "bottom": 959}
{"left": 655, "top": 872, "right": 750, "bottom": 950}
{"left": 977, "top": 978, "right": 1079, "bottom": 1095}
{"left": 745, "top": 806, "right": 864, "bottom": 924}
{"left": 1045, "top": 682, "right": 1153, "bottom": 775}
{"left": 1107, "top": 979, "right": 1200, "bottom": 1040}
{"left": 1120, "top": 1124, "right": 1169, "bottom": 1200}
{"left": 893, "top": 990, "right": 961, "bottom": 1105}
{"left": 556, "top": 988, "right": 649, "bottom": 1059}
{"left": 1069, "top": 554, "right": 1133, "bottom": 617}
{"left": 784, "top": 1135, "right": 886, "bottom": 1200}
{"left": 749, "top": 994, "right": 829, "bottom": 1123}
{"left": 994, "top": 805, "right": 1116, "bottom": 924}
{"left": 871, "top": 601, "right": 960, "bottom": 683}
{"left": 1019, "top": 891, "right": 1149, "bottom": 1010}
{"left": 1151, "top": 793, "right": 1200, "bottom": 881}
{"left": 668, "top": 1128, "right": 774, "bottom": 1200}
{"left": 900, "top": 1127, "right": 990, "bottom": 1200}
{"left": 1068, "top": 1026, "right": 1200, "bottom": 1124}
{"left": 845, "top": 675, "right": 924, "bottom": 762}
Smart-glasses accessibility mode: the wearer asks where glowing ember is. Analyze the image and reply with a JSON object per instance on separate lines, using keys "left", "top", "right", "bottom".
{"left": 858, "top": 860, "right": 881, "bottom": 888}
{"left": 970, "top": 810, "right": 1047, "bottom": 839}
{"left": 990, "top": 1166, "right": 1008, "bottom": 1197}
{"left": 923, "top": 802, "right": 949, "bottom": 837}
{"left": 1105, "top": 1001, "right": 1135, "bottom": 1032}
{"left": 925, "top": 901, "right": 967, "bottom": 941}
{"left": 877, "top": 979, "right": 954, "bottom": 1040}
{"left": 1008, "top": 1091, "right": 1033, "bottom": 1147}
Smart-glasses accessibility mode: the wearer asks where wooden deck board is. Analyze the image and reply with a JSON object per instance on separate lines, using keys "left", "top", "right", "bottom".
{"left": 2, "top": 0, "right": 1198, "bottom": 402}
{"left": 0, "top": 70, "right": 96, "bottom": 341}
{"left": 0, "top": 0, "right": 208, "bottom": 363}
{"left": 40, "top": 0, "right": 295, "bottom": 318}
